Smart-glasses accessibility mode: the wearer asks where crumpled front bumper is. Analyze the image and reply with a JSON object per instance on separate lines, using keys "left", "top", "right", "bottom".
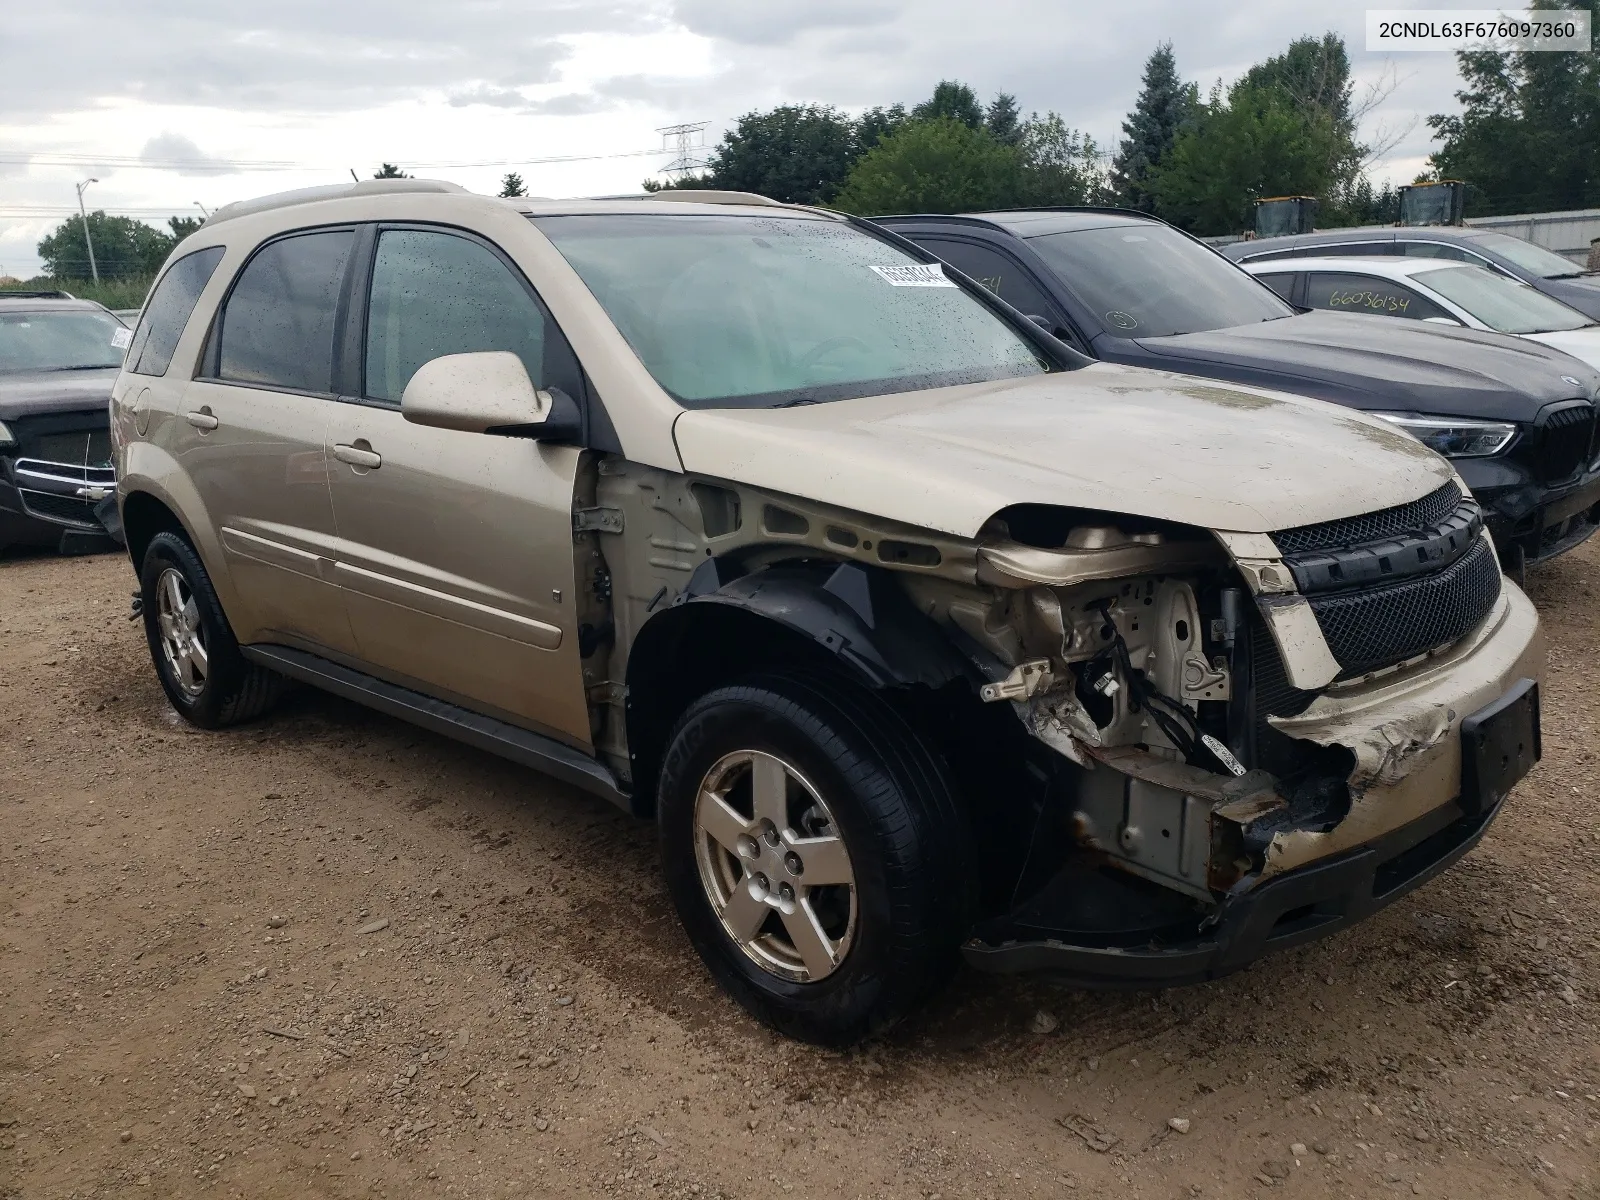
{"left": 964, "top": 583, "right": 1544, "bottom": 986}
{"left": 964, "top": 787, "right": 1507, "bottom": 986}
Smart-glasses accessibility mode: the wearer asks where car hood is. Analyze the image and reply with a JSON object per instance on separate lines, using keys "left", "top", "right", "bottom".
{"left": 1523, "top": 327, "right": 1600, "bottom": 373}
{"left": 672, "top": 361, "right": 1453, "bottom": 539}
{"left": 1129, "top": 310, "right": 1598, "bottom": 422}
{"left": 0, "top": 368, "right": 119, "bottom": 420}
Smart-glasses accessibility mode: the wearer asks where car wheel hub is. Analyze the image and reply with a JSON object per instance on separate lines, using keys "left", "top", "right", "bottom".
{"left": 155, "top": 567, "right": 209, "bottom": 698}
{"left": 692, "top": 749, "right": 857, "bottom": 983}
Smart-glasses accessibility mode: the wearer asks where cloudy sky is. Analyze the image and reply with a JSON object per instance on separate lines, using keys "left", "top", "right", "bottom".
{"left": 1, "top": 0, "right": 1485, "bottom": 277}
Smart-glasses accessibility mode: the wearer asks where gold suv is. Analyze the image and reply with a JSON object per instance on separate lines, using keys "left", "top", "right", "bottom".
{"left": 111, "top": 180, "right": 1544, "bottom": 1044}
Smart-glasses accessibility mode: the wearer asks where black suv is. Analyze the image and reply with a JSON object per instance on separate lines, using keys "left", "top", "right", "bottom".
{"left": 877, "top": 209, "right": 1600, "bottom": 569}
{"left": 0, "top": 292, "right": 124, "bottom": 553}
{"left": 1219, "top": 224, "right": 1600, "bottom": 320}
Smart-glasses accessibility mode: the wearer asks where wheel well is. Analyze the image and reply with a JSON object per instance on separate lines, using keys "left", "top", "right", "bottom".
{"left": 623, "top": 601, "right": 1051, "bottom": 916}
{"left": 122, "top": 491, "right": 189, "bottom": 570}
{"left": 624, "top": 605, "right": 873, "bottom": 817}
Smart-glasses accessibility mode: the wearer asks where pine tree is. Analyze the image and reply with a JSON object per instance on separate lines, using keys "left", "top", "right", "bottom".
{"left": 498, "top": 172, "right": 527, "bottom": 198}
{"left": 1111, "top": 43, "right": 1199, "bottom": 212}
{"left": 373, "top": 163, "right": 410, "bottom": 179}
{"left": 985, "top": 93, "right": 1023, "bottom": 146}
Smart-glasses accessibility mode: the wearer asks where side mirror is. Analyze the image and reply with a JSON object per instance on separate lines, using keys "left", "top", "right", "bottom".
{"left": 401, "top": 351, "right": 553, "bottom": 435}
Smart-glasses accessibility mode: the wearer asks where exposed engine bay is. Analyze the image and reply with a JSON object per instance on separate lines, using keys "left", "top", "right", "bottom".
{"left": 584, "top": 461, "right": 1539, "bottom": 978}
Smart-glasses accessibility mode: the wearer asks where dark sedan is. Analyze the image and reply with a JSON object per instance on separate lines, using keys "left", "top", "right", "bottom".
{"left": 1217, "top": 224, "right": 1600, "bottom": 321}
{"left": 875, "top": 208, "right": 1600, "bottom": 569}
{"left": 0, "top": 294, "right": 123, "bottom": 554}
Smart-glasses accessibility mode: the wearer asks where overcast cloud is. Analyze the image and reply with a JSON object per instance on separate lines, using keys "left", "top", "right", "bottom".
{"left": 0, "top": 0, "right": 1476, "bottom": 276}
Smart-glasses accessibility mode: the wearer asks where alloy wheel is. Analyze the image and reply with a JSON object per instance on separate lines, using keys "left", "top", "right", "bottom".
{"left": 155, "top": 567, "right": 209, "bottom": 697}
{"left": 692, "top": 749, "right": 857, "bottom": 983}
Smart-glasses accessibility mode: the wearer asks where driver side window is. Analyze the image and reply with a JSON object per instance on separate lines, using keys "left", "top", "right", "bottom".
{"left": 364, "top": 229, "right": 578, "bottom": 403}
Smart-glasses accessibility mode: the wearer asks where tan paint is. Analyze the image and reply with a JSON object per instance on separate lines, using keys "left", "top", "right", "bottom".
{"left": 1257, "top": 595, "right": 1345, "bottom": 689}
{"left": 673, "top": 363, "right": 1454, "bottom": 539}
{"left": 1260, "top": 584, "right": 1544, "bottom": 876}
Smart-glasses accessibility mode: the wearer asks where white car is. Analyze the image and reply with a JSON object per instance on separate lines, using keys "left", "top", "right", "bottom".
{"left": 1244, "top": 255, "right": 1600, "bottom": 371}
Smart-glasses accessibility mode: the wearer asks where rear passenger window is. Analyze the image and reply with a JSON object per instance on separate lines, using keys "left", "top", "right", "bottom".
{"left": 1305, "top": 273, "right": 1448, "bottom": 320}
{"left": 1400, "top": 242, "right": 1472, "bottom": 262}
{"left": 1298, "top": 241, "right": 1395, "bottom": 258}
{"left": 364, "top": 229, "right": 553, "bottom": 403}
{"left": 216, "top": 229, "right": 353, "bottom": 393}
{"left": 1256, "top": 272, "right": 1299, "bottom": 302}
{"left": 127, "top": 246, "right": 225, "bottom": 377}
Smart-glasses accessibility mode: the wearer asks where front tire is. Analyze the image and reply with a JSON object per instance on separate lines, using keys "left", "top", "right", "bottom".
{"left": 657, "top": 672, "right": 971, "bottom": 1045}
{"left": 139, "top": 531, "right": 286, "bottom": 728}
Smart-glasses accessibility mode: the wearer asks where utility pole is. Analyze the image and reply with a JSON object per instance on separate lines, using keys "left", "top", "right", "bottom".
{"left": 74, "top": 178, "right": 99, "bottom": 284}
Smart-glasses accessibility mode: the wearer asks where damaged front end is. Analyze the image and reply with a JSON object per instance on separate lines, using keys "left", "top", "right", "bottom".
{"left": 932, "top": 486, "right": 1544, "bottom": 986}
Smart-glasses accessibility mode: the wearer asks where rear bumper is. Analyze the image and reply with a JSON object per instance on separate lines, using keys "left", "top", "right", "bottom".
{"left": 964, "top": 788, "right": 1504, "bottom": 986}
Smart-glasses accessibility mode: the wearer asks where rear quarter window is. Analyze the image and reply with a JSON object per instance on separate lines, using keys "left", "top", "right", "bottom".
{"left": 126, "top": 246, "right": 226, "bottom": 377}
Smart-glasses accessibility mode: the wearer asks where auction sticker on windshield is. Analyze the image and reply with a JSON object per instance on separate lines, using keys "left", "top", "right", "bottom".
{"left": 869, "top": 263, "right": 957, "bottom": 287}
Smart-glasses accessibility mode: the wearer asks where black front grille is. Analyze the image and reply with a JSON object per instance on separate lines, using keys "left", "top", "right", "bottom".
{"left": 18, "top": 489, "right": 97, "bottom": 525}
{"left": 1307, "top": 537, "right": 1501, "bottom": 678}
{"left": 1271, "top": 481, "right": 1463, "bottom": 556}
{"left": 1534, "top": 403, "right": 1596, "bottom": 483}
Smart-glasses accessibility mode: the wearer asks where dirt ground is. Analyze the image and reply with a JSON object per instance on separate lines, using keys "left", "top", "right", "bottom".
{"left": 1, "top": 544, "right": 1597, "bottom": 1200}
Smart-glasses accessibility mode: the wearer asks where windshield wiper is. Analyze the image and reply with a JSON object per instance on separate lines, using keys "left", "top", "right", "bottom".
{"left": 42, "top": 364, "right": 119, "bottom": 372}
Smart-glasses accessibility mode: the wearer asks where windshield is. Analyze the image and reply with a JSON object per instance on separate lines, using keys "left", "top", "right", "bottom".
{"left": 1471, "top": 231, "right": 1588, "bottom": 279}
{"left": 1027, "top": 223, "right": 1294, "bottom": 337}
{"left": 0, "top": 308, "right": 126, "bottom": 373}
{"left": 1415, "top": 264, "right": 1594, "bottom": 334}
{"left": 532, "top": 213, "right": 1049, "bottom": 408}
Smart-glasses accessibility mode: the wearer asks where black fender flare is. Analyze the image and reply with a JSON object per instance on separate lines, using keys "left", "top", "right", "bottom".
{"left": 671, "top": 558, "right": 972, "bottom": 689}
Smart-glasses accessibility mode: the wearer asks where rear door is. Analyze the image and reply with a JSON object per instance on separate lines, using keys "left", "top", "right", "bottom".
{"left": 179, "top": 227, "right": 358, "bottom": 655}
{"left": 325, "top": 224, "right": 591, "bottom": 746}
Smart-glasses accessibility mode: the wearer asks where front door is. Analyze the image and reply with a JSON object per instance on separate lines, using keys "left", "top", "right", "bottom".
{"left": 326, "top": 225, "right": 589, "bottom": 746}
{"left": 178, "top": 227, "right": 358, "bottom": 656}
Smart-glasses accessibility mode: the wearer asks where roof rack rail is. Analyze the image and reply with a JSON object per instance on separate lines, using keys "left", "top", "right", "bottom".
{"left": 203, "top": 178, "right": 469, "bottom": 228}
{"left": 0, "top": 289, "right": 75, "bottom": 300}
{"left": 587, "top": 189, "right": 785, "bottom": 207}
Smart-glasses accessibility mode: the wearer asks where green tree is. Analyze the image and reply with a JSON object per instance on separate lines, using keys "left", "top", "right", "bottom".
{"left": 373, "top": 163, "right": 410, "bottom": 179}
{"left": 1016, "top": 114, "right": 1110, "bottom": 206}
{"left": 856, "top": 103, "right": 909, "bottom": 153}
{"left": 498, "top": 172, "right": 528, "bottom": 198}
{"left": 37, "top": 213, "right": 175, "bottom": 280}
{"left": 1151, "top": 81, "right": 1345, "bottom": 235}
{"left": 1429, "top": 0, "right": 1600, "bottom": 213}
{"left": 166, "top": 215, "right": 203, "bottom": 241}
{"left": 1111, "top": 42, "right": 1200, "bottom": 212}
{"left": 911, "top": 81, "right": 985, "bottom": 129}
{"left": 831, "top": 118, "right": 1019, "bottom": 215}
{"left": 1243, "top": 33, "right": 1363, "bottom": 195}
{"left": 985, "top": 92, "right": 1023, "bottom": 146}
{"left": 699, "top": 104, "right": 861, "bottom": 204}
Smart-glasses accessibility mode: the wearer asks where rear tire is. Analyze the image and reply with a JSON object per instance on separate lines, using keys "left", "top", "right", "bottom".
{"left": 139, "top": 531, "right": 287, "bottom": 728}
{"left": 657, "top": 671, "right": 971, "bottom": 1045}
